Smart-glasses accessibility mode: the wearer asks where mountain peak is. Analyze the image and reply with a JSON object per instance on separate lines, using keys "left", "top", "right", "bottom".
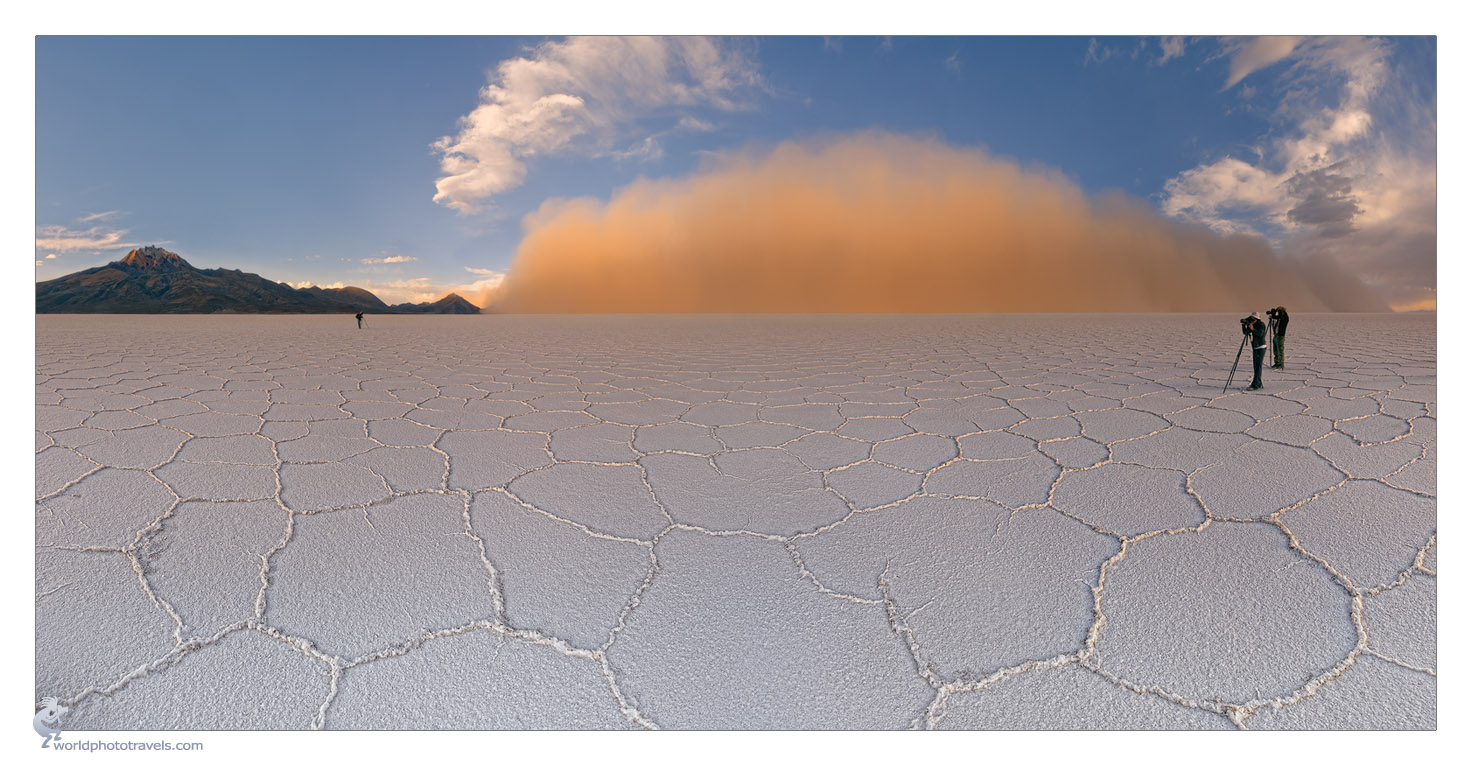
{"left": 40, "top": 247, "right": 480, "bottom": 314}
{"left": 119, "top": 246, "right": 190, "bottom": 271}
{"left": 432, "top": 293, "right": 480, "bottom": 312}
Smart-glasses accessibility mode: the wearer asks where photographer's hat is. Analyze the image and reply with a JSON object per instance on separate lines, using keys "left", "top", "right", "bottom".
{"left": 1250, "top": 311, "right": 1260, "bottom": 318}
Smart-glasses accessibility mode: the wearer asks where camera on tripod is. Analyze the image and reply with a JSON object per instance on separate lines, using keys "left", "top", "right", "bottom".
{"left": 1226, "top": 314, "right": 1260, "bottom": 392}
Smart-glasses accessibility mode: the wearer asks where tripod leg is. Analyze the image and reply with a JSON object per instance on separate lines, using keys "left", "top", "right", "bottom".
{"left": 1224, "top": 335, "right": 1247, "bottom": 393}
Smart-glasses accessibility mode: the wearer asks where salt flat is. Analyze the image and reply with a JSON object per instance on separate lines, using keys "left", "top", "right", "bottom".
{"left": 35, "top": 314, "right": 1435, "bottom": 730}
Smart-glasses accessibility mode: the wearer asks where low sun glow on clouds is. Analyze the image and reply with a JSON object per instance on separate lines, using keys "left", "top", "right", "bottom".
{"left": 1389, "top": 290, "right": 1436, "bottom": 312}
{"left": 453, "top": 267, "right": 508, "bottom": 309}
{"left": 290, "top": 269, "right": 507, "bottom": 308}
{"left": 35, "top": 224, "right": 138, "bottom": 253}
{"left": 290, "top": 277, "right": 443, "bottom": 306}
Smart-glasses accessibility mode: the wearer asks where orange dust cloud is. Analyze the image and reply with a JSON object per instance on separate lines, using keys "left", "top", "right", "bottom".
{"left": 491, "top": 133, "right": 1387, "bottom": 313}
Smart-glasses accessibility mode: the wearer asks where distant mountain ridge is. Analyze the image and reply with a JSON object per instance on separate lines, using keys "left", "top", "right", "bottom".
{"left": 36, "top": 246, "right": 480, "bottom": 314}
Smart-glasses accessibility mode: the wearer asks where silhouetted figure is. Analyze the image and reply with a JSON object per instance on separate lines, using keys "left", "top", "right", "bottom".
{"left": 1266, "top": 306, "right": 1289, "bottom": 368}
{"left": 1243, "top": 311, "right": 1267, "bottom": 390}
{"left": 355, "top": 311, "right": 364, "bottom": 329}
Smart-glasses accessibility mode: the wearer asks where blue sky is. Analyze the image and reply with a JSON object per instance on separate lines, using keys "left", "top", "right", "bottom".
{"left": 35, "top": 35, "right": 1436, "bottom": 308}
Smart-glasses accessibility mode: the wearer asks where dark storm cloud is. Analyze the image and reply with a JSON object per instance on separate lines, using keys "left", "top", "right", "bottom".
{"left": 1161, "top": 37, "right": 1435, "bottom": 310}
{"left": 1283, "top": 161, "right": 1362, "bottom": 235}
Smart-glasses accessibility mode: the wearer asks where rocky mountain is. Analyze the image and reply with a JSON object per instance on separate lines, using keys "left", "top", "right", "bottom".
{"left": 36, "top": 246, "right": 481, "bottom": 314}
{"left": 296, "top": 285, "right": 391, "bottom": 311}
{"left": 392, "top": 293, "right": 482, "bottom": 314}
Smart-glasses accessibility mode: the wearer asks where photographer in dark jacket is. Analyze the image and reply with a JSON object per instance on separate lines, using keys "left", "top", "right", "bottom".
{"left": 1243, "top": 312, "right": 1268, "bottom": 390}
{"left": 1266, "top": 306, "right": 1289, "bottom": 368}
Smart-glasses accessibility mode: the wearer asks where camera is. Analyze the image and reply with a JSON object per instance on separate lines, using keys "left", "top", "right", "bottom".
{"left": 1241, "top": 316, "right": 1254, "bottom": 334}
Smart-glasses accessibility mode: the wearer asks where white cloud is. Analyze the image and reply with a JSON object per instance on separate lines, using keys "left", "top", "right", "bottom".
{"left": 78, "top": 210, "right": 125, "bottom": 223}
{"left": 1084, "top": 38, "right": 1115, "bottom": 65}
{"left": 1157, "top": 36, "right": 1186, "bottom": 66}
{"left": 432, "top": 36, "right": 763, "bottom": 214}
{"left": 612, "top": 136, "right": 663, "bottom": 163}
{"left": 605, "top": 115, "right": 716, "bottom": 164}
{"left": 294, "top": 277, "right": 440, "bottom": 305}
{"left": 359, "top": 278, "right": 439, "bottom": 305}
{"left": 1085, "top": 37, "right": 1185, "bottom": 69}
{"left": 45, "top": 253, "right": 57, "bottom": 259}
{"left": 944, "top": 53, "right": 961, "bottom": 73}
{"left": 676, "top": 116, "right": 715, "bottom": 133}
{"left": 1161, "top": 157, "right": 1282, "bottom": 236}
{"left": 360, "top": 255, "right": 418, "bottom": 264}
{"left": 1222, "top": 36, "right": 1304, "bottom": 89}
{"left": 36, "top": 260, "right": 43, "bottom": 266}
{"left": 1166, "top": 37, "right": 1391, "bottom": 234}
{"left": 35, "top": 224, "right": 138, "bottom": 253}
{"left": 448, "top": 270, "right": 508, "bottom": 309}
{"left": 1162, "top": 36, "right": 1434, "bottom": 308}
{"left": 822, "top": 37, "right": 843, "bottom": 55}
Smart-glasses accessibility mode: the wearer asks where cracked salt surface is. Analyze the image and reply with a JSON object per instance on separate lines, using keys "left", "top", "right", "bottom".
{"left": 34, "top": 314, "right": 1434, "bottom": 730}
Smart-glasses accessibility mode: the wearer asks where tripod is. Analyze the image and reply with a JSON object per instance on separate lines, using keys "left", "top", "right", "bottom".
{"left": 1224, "top": 333, "right": 1248, "bottom": 393}
{"left": 1267, "top": 315, "right": 1279, "bottom": 367}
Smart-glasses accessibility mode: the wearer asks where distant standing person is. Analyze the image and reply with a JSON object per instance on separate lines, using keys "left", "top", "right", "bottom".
{"left": 1244, "top": 311, "right": 1268, "bottom": 390}
{"left": 1266, "top": 306, "right": 1289, "bottom": 368}
{"left": 355, "top": 311, "right": 364, "bottom": 329}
